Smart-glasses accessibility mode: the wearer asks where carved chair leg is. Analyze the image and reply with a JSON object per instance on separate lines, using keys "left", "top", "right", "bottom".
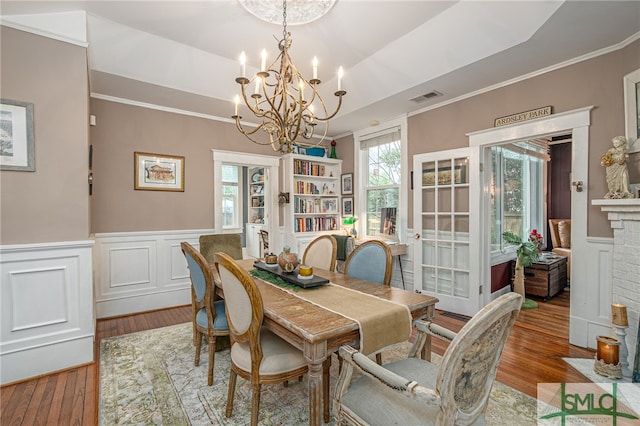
{"left": 208, "top": 336, "right": 215, "bottom": 386}
{"left": 225, "top": 369, "right": 237, "bottom": 418}
{"left": 251, "top": 384, "right": 261, "bottom": 426}
{"left": 194, "top": 330, "right": 202, "bottom": 366}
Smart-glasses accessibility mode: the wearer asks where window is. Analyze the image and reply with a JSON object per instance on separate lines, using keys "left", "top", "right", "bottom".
{"left": 490, "top": 142, "right": 546, "bottom": 252}
{"left": 359, "top": 127, "right": 401, "bottom": 239}
{"left": 222, "top": 164, "right": 242, "bottom": 228}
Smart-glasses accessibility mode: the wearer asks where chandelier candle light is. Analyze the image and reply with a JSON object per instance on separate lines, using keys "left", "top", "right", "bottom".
{"left": 233, "top": 0, "right": 346, "bottom": 153}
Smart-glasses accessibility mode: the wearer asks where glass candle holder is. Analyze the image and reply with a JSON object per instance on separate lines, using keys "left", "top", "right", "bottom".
{"left": 596, "top": 336, "right": 620, "bottom": 365}
{"left": 299, "top": 265, "right": 313, "bottom": 277}
{"left": 611, "top": 304, "right": 629, "bottom": 326}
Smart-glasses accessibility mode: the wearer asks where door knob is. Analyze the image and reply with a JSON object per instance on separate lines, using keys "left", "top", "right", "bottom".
{"left": 571, "top": 181, "right": 583, "bottom": 192}
{"left": 415, "top": 233, "right": 421, "bottom": 239}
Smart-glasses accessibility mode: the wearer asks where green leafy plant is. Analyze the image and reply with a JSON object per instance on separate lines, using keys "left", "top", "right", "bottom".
{"left": 503, "top": 231, "right": 540, "bottom": 309}
{"left": 503, "top": 231, "right": 540, "bottom": 268}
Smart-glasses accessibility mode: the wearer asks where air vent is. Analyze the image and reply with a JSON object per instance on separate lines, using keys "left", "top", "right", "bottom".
{"left": 411, "top": 91, "right": 442, "bottom": 103}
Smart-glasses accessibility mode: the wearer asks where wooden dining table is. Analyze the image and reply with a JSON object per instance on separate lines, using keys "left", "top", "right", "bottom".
{"left": 216, "top": 259, "right": 438, "bottom": 426}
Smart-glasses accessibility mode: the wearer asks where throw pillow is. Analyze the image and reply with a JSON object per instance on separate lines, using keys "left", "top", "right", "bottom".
{"left": 558, "top": 220, "right": 571, "bottom": 248}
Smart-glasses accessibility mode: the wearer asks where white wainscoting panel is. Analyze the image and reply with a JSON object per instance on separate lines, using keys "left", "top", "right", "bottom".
{"left": 569, "top": 237, "right": 613, "bottom": 349}
{"left": 94, "top": 229, "right": 214, "bottom": 318}
{"left": 0, "top": 240, "right": 94, "bottom": 385}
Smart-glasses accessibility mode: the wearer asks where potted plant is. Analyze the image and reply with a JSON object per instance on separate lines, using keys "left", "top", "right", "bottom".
{"left": 503, "top": 231, "right": 540, "bottom": 309}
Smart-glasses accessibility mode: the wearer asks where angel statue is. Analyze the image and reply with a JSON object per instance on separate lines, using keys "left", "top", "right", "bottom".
{"left": 601, "top": 136, "right": 634, "bottom": 199}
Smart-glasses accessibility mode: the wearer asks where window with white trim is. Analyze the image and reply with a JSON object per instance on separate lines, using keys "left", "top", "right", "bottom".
{"left": 222, "top": 164, "right": 242, "bottom": 228}
{"left": 490, "top": 142, "right": 546, "bottom": 252}
{"left": 359, "top": 127, "right": 401, "bottom": 239}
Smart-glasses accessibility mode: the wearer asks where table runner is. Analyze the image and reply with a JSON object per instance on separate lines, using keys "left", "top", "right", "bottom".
{"left": 257, "top": 275, "right": 412, "bottom": 355}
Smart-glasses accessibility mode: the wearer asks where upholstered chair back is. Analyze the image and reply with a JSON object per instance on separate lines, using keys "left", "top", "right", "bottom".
{"left": 199, "top": 233, "right": 243, "bottom": 263}
{"left": 344, "top": 240, "right": 392, "bottom": 286}
{"left": 215, "top": 252, "right": 262, "bottom": 341}
{"left": 436, "top": 292, "right": 522, "bottom": 424}
{"left": 302, "top": 235, "right": 338, "bottom": 271}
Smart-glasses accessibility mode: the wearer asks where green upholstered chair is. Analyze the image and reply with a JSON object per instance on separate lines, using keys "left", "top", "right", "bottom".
{"left": 333, "top": 292, "right": 523, "bottom": 426}
{"left": 332, "top": 234, "right": 355, "bottom": 273}
{"left": 181, "top": 242, "right": 230, "bottom": 386}
{"left": 199, "top": 233, "right": 243, "bottom": 263}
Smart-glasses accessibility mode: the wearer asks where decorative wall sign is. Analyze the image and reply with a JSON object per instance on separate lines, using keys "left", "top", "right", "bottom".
{"left": 0, "top": 99, "right": 35, "bottom": 171}
{"left": 494, "top": 106, "right": 552, "bottom": 127}
{"left": 134, "top": 152, "right": 185, "bottom": 191}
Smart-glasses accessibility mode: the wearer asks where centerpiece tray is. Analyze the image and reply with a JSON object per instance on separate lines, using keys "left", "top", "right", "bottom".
{"left": 253, "top": 261, "right": 329, "bottom": 288}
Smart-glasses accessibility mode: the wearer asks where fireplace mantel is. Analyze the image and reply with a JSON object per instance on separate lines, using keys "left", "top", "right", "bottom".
{"left": 592, "top": 198, "right": 639, "bottom": 379}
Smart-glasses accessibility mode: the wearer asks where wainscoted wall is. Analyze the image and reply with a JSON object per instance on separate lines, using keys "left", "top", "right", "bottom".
{"left": 570, "top": 236, "right": 614, "bottom": 349}
{"left": 0, "top": 241, "right": 94, "bottom": 385}
{"left": 93, "top": 229, "right": 215, "bottom": 318}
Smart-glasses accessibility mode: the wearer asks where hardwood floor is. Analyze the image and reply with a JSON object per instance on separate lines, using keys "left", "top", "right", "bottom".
{"left": 1, "top": 289, "right": 593, "bottom": 425}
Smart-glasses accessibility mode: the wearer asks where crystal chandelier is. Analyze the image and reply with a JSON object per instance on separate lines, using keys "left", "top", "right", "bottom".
{"left": 233, "top": 0, "right": 346, "bottom": 154}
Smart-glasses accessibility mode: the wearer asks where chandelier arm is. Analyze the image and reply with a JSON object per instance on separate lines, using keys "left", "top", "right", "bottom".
{"left": 235, "top": 118, "right": 283, "bottom": 152}
{"left": 307, "top": 93, "right": 345, "bottom": 121}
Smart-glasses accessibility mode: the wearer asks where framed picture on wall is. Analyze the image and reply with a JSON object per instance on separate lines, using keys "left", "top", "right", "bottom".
{"left": 342, "top": 197, "right": 353, "bottom": 216}
{"left": 0, "top": 99, "right": 35, "bottom": 171}
{"left": 341, "top": 173, "right": 353, "bottom": 195}
{"left": 134, "top": 151, "right": 185, "bottom": 191}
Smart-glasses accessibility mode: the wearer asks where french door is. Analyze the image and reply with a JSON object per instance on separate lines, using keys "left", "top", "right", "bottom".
{"left": 412, "top": 147, "right": 481, "bottom": 316}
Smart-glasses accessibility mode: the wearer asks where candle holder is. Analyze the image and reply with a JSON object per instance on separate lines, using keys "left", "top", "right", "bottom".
{"left": 613, "top": 324, "right": 632, "bottom": 378}
{"left": 594, "top": 336, "right": 622, "bottom": 379}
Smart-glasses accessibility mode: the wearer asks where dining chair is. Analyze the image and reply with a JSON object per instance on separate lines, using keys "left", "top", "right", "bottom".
{"left": 180, "top": 242, "right": 229, "bottom": 386}
{"left": 333, "top": 292, "right": 522, "bottom": 426}
{"left": 258, "top": 229, "right": 269, "bottom": 258}
{"left": 344, "top": 240, "right": 393, "bottom": 286}
{"left": 214, "top": 252, "right": 330, "bottom": 426}
{"left": 342, "top": 239, "right": 393, "bottom": 364}
{"left": 302, "top": 234, "right": 338, "bottom": 271}
{"left": 199, "top": 233, "right": 243, "bottom": 263}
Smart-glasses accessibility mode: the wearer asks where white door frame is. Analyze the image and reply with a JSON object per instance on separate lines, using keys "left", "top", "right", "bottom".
{"left": 212, "top": 150, "right": 280, "bottom": 252}
{"left": 467, "top": 106, "right": 593, "bottom": 347}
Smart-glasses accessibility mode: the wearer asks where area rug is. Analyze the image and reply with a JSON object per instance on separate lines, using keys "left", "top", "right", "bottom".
{"left": 100, "top": 323, "right": 538, "bottom": 425}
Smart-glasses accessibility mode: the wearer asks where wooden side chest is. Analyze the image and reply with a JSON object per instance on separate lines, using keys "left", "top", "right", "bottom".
{"left": 511, "top": 254, "right": 567, "bottom": 301}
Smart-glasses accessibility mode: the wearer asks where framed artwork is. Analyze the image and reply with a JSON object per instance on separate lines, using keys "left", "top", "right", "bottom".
{"left": 422, "top": 165, "right": 466, "bottom": 186}
{"left": 341, "top": 173, "right": 353, "bottom": 195}
{"left": 623, "top": 69, "right": 640, "bottom": 153}
{"left": 322, "top": 198, "right": 338, "bottom": 213}
{"left": 342, "top": 197, "right": 353, "bottom": 216}
{"left": 0, "top": 99, "right": 35, "bottom": 171}
{"left": 134, "top": 151, "right": 185, "bottom": 191}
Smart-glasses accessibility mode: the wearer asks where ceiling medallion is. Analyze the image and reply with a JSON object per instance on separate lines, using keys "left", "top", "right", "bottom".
{"left": 238, "top": 0, "right": 337, "bottom": 25}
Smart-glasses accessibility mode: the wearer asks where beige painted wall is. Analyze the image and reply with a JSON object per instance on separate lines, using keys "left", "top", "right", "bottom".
{"left": 405, "top": 39, "right": 640, "bottom": 236}
{"left": 0, "top": 27, "right": 90, "bottom": 245}
{"left": 89, "top": 99, "right": 283, "bottom": 233}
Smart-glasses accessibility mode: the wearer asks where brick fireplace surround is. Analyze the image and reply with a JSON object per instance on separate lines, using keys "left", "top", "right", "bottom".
{"left": 593, "top": 199, "right": 640, "bottom": 377}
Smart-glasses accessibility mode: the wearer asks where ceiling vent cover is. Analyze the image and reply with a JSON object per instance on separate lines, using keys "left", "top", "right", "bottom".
{"left": 411, "top": 91, "right": 442, "bottom": 103}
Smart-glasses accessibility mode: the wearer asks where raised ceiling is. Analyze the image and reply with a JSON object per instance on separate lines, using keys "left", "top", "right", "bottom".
{"left": 2, "top": 1, "right": 639, "bottom": 137}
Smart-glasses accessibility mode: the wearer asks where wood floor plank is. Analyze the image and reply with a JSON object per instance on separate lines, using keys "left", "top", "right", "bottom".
{"left": 82, "top": 363, "right": 97, "bottom": 426}
{"left": 45, "top": 370, "right": 68, "bottom": 424}
{"left": 67, "top": 366, "right": 88, "bottom": 426}
{"left": 21, "top": 376, "right": 51, "bottom": 425}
